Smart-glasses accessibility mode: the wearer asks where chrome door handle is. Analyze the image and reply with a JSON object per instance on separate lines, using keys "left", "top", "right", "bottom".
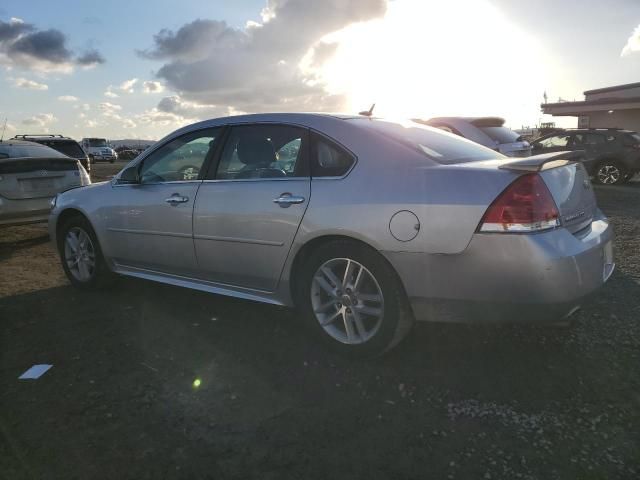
{"left": 273, "top": 193, "right": 305, "bottom": 208}
{"left": 165, "top": 194, "right": 189, "bottom": 205}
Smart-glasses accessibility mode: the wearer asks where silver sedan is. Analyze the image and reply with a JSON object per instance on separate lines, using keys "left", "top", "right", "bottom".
{"left": 49, "top": 113, "right": 614, "bottom": 356}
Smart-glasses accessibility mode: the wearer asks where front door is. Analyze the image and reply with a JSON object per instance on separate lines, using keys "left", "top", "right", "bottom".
{"left": 104, "top": 127, "right": 221, "bottom": 276}
{"left": 193, "top": 123, "right": 310, "bottom": 291}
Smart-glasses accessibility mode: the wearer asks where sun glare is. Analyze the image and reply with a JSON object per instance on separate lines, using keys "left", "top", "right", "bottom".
{"left": 318, "top": 0, "right": 549, "bottom": 128}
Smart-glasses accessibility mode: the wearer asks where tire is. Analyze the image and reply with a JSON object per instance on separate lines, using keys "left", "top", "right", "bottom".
{"left": 58, "top": 215, "right": 115, "bottom": 290}
{"left": 295, "top": 240, "right": 414, "bottom": 357}
{"left": 594, "top": 161, "right": 627, "bottom": 185}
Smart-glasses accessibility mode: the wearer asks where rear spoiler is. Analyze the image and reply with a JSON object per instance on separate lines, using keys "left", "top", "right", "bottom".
{"left": 499, "top": 151, "right": 584, "bottom": 172}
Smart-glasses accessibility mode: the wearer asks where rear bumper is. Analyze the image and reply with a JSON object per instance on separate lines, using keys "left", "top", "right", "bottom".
{"left": 0, "top": 195, "right": 52, "bottom": 226}
{"left": 384, "top": 211, "right": 614, "bottom": 324}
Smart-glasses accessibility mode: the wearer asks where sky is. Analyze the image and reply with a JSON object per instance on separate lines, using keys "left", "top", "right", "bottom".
{"left": 1, "top": 0, "right": 639, "bottom": 141}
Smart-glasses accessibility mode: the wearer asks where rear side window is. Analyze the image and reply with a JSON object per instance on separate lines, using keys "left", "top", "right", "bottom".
{"left": 310, "top": 132, "right": 355, "bottom": 177}
{"left": 41, "top": 140, "right": 85, "bottom": 158}
{"left": 354, "top": 119, "right": 502, "bottom": 164}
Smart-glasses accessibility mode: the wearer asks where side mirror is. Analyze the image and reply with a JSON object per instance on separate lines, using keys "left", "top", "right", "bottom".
{"left": 118, "top": 165, "right": 140, "bottom": 184}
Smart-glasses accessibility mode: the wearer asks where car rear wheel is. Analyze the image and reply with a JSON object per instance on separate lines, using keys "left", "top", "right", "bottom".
{"left": 59, "top": 216, "right": 114, "bottom": 289}
{"left": 595, "top": 161, "right": 627, "bottom": 185}
{"left": 296, "top": 240, "right": 413, "bottom": 357}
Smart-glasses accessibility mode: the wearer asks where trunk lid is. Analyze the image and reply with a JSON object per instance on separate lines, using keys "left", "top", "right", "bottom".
{"left": 499, "top": 151, "right": 596, "bottom": 234}
{"left": 0, "top": 157, "right": 81, "bottom": 200}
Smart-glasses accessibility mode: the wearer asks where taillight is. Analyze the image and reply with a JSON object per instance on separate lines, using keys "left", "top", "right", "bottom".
{"left": 478, "top": 174, "right": 559, "bottom": 233}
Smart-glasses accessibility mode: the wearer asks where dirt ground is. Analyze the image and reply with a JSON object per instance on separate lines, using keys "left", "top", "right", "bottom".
{"left": 1, "top": 162, "right": 639, "bottom": 479}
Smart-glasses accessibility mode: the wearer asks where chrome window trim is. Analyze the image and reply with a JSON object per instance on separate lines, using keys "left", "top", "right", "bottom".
{"left": 112, "top": 179, "right": 203, "bottom": 187}
{"left": 201, "top": 177, "right": 308, "bottom": 184}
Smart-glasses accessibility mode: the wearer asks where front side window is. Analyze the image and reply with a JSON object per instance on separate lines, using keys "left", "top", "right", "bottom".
{"left": 139, "top": 128, "right": 221, "bottom": 184}
{"left": 310, "top": 132, "right": 356, "bottom": 177}
{"left": 214, "top": 124, "right": 308, "bottom": 179}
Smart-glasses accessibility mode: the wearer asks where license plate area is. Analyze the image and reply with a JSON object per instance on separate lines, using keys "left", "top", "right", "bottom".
{"left": 20, "top": 178, "right": 56, "bottom": 190}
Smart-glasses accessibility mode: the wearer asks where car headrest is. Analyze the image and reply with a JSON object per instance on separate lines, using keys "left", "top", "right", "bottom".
{"left": 237, "top": 137, "right": 276, "bottom": 166}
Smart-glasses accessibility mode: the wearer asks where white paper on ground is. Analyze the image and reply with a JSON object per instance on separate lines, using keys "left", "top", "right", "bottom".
{"left": 19, "top": 364, "right": 53, "bottom": 380}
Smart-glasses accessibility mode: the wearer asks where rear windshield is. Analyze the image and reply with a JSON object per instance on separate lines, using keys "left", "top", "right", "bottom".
{"left": 477, "top": 126, "right": 521, "bottom": 144}
{"left": 0, "top": 144, "right": 68, "bottom": 159}
{"left": 354, "top": 119, "right": 504, "bottom": 164}
{"left": 40, "top": 140, "right": 85, "bottom": 158}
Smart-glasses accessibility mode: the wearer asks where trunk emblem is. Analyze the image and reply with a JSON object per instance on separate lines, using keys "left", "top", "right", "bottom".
{"left": 564, "top": 211, "right": 586, "bottom": 222}
{"left": 37, "top": 170, "right": 49, "bottom": 177}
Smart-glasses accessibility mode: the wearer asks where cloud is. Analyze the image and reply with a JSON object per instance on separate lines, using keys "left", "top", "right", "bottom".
{"left": 13, "top": 77, "right": 48, "bottom": 90}
{"left": 99, "top": 102, "right": 122, "bottom": 113}
{"left": 0, "top": 17, "right": 105, "bottom": 72}
{"left": 77, "top": 49, "right": 106, "bottom": 67}
{"left": 621, "top": 24, "right": 640, "bottom": 56}
{"left": 139, "top": 0, "right": 386, "bottom": 112}
{"left": 22, "top": 113, "right": 57, "bottom": 127}
{"left": 142, "top": 80, "right": 164, "bottom": 93}
{"left": 119, "top": 78, "right": 138, "bottom": 93}
{"left": 58, "top": 95, "right": 78, "bottom": 101}
{"left": 104, "top": 87, "right": 119, "bottom": 98}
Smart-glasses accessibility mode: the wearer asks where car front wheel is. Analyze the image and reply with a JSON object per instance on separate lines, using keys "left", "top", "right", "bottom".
{"left": 297, "top": 241, "right": 413, "bottom": 357}
{"left": 595, "top": 161, "right": 627, "bottom": 185}
{"left": 58, "top": 216, "right": 114, "bottom": 289}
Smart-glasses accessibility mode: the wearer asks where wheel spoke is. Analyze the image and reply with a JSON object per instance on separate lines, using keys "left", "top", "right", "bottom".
{"left": 66, "top": 232, "right": 79, "bottom": 253}
{"left": 321, "top": 266, "right": 343, "bottom": 290}
{"left": 351, "top": 310, "right": 367, "bottom": 339}
{"left": 314, "top": 275, "right": 335, "bottom": 297}
{"left": 320, "top": 309, "right": 342, "bottom": 326}
{"left": 343, "top": 312, "right": 356, "bottom": 342}
{"left": 78, "top": 259, "right": 90, "bottom": 279}
{"left": 343, "top": 260, "right": 355, "bottom": 287}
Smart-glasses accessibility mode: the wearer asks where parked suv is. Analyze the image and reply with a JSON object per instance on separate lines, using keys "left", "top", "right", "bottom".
{"left": 415, "top": 117, "right": 532, "bottom": 157}
{"left": 12, "top": 134, "right": 90, "bottom": 173}
{"left": 530, "top": 128, "right": 640, "bottom": 185}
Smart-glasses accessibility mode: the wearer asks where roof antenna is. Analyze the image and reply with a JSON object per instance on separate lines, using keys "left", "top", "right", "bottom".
{"left": 359, "top": 103, "right": 375, "bottom": 117}
{"left": 0, "top": 118, "right": 6, "bottom": 142}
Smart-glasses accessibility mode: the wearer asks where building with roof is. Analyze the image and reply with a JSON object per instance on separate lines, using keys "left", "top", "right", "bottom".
{"left": 541, "top": 82, "right": 640, "bottom": 132}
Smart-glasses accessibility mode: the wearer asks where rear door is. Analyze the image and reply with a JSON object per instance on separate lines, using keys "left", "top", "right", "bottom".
{"left": 193, "top": 123, "right": 310, "bottom": 291}
{"left": 103, "top": 128, "right": 221, "bottom": 276}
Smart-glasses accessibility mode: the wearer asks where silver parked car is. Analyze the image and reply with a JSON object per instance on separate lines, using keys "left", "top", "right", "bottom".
{"left": 49, "top": 113, "right": 614, "bottom": 356}
{"left": 1, "top": 140, "right": 90, "bottom": 226}
{"left": 418, "top": 117, "right": 532, "bottom": 157}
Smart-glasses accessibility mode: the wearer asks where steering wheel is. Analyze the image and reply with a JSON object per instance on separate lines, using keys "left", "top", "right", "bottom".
{"left": 178, "top": 165, "right": 200, "bottom": 181}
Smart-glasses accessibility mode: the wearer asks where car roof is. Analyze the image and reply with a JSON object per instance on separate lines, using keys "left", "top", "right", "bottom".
{"left": 425, "top": 116, "right": 506, "bottom": 126}
{"left": 0, "top": 139, "right": 50, "bottom": 147}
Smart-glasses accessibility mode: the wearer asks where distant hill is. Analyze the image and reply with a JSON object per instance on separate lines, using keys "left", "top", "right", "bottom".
{"left": 110, "top": 139, "right": 157, "bottom": 149}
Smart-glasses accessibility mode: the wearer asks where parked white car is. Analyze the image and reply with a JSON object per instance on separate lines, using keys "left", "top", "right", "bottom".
{"left": 417, "top": 117, "right": 532, "bottom": 157}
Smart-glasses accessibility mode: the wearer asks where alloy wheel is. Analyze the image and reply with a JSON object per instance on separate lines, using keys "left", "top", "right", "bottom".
{"left": 597, "top": 164, "right": 621, "bottom": 185}
{"left": 310, "top": 258, "right": 384, "bottom": 345}
{"left": 64, "top": 227, "right": 96, "bottom": 282}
